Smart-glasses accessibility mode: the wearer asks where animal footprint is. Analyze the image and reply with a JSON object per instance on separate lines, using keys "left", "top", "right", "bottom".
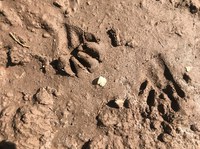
{"left": 138, "top": 55, "right": 189, "bottom": 142}
{"left": 139, "top": 54, "right": 186, "bottom": 121}
{"left": 55, "top": 24, "right": 104, "bottom": 77}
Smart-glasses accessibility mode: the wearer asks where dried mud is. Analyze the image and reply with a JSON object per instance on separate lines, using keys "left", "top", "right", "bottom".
{"left": 1, "top": 0, "right": 200, "bottom": 149}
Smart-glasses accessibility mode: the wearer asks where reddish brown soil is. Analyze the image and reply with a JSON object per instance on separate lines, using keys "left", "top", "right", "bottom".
{"left": 1, "top": 0, "right": 200, "bottom": 148}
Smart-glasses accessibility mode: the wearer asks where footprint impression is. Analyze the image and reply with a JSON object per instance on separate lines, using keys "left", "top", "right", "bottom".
{"left": 53, "top": 24, "right": 105, "bottom": 77}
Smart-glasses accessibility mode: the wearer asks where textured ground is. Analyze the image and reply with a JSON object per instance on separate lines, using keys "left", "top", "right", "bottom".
{"left": 1, "top": 0, "right": 200, "bottom": 148}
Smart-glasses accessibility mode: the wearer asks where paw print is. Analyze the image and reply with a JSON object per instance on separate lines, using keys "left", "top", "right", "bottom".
{"left": 139, "top": 55, "right": 186, "bottom": 117}
{"left": 138, "top": 55, "right": 187, "bottom": 142}
{"left": 55, "top": 24, "right": 104, "bottom": 77}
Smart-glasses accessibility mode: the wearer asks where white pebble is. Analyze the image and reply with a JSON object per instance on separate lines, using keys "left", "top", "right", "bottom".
{"left": 115, "top": 99, "right": 124, "bottom": 108}
{"left": 185, "top": 66, "right": 192, "bottom": 72}
{"left": 97, "top": 76, "right": 107, "bottom": 87}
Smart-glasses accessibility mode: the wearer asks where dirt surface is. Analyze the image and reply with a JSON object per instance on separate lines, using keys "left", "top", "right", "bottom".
{"left": 1, "top": 0, "right": 200, "bottom": 148}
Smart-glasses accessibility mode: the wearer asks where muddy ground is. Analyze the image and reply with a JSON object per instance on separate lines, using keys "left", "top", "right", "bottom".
{"left": 1, "top": 0, "right": 200, "bottom": 148}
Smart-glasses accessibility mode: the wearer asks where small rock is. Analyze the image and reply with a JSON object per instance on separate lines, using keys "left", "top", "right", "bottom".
{"left": 35, "top": 88, "right": 54, "bottom": 105}
{"left": 159, "top": 133, "right": 172, "bottom": 143}
{"left": 125, "top": 39, "right": 137, "bottom": 48}
{"left": 5, "top": 92, "right": 13, "bottom": 98}
{"left": 97, "top": 76, "right": 107, "bottom": 87}
{"left": 86, "top": 1, "right": 91, "bottom": 5}
{"left": 23, "top": 94, "right": 31, "bottom": 101}
{"left": 42, "top": 33, "right": 51, "bottom": 38}
{"left": 150, "top": 120, "right": 160, "bottom": 130}
{"left": 185, "top": 66, "right": 192, "bottom": 72}
{"left": 115, "top": 99, "right": 124, "bottom": 108}
{"left": 107, "top": 98, "right": 127, "bottom": 109}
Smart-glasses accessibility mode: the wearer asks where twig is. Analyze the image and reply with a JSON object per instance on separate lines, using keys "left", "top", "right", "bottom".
{"left": 9, "top": 32, "right": 30, "bottom": 48}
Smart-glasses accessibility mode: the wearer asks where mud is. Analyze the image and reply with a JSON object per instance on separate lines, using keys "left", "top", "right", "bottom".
{"left": 1, "top": 0, "right": 200, "bottom": 148}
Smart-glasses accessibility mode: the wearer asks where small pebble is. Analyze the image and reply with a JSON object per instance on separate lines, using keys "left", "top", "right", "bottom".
{"left": 42, "top": 33, "right": 51, "bottom": 38}
{"left": 150, "top": 120, "right": 160, "bottom": 130}
{"left": 161, "top": 133, "right": 172, "bottom": 143}
{"left": 23, "top": 94, "right": 31, "bottom": 101}
{"left": 5, "top": 92, "right": 13, "bottom": 98}
{"left": 86, "top": 1, "right": 91, "bottom": 5}
{"left": 115, "top": 99, "right": 124, "bottom": 108}
{"left": 185, "top": 66, "right": 192, "bottom": 72}
{"left": 97, "top": 76, "right": 107, "bottom": 87}
{"left": 125, "top": 39, "right": 137, "bottom": 48}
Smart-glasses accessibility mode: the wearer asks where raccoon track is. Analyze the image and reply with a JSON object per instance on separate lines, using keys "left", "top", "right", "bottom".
{"left": 54, "top": 24, "right": 104, "bottom": 77}
{"left": 139, "top": 55, "right": 186, "bottom": 126}
{"left": 138, "top": 56, "right": 189, "bottom": 143}
{"left": 1, "top": 1, "right": 103, "bottom": 77}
